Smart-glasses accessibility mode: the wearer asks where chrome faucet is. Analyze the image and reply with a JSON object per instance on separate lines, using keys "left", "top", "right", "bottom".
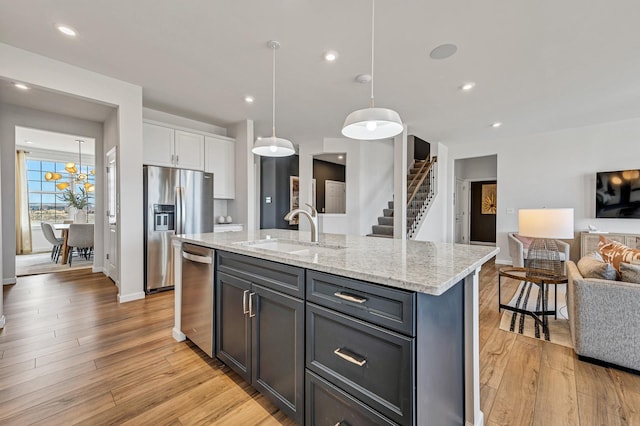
{"left": 284, "top": 203, "right": 319, "bottom": 243}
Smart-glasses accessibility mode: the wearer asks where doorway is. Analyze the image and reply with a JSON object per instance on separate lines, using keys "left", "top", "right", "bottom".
{"left": 15, "top": 128, "right": 97, "bottom": 276}
{"left": 453, "top": 155, "right": 498, "bottom": 246}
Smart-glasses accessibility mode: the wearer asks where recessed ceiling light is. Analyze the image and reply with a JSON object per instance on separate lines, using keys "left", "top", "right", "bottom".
{"left": 245, "top": 96, "right": 255, "bottom": 103}
{"left": 256, "top": 136, "right": 262, "bottom": 140}
{"left": 430, "top": 43, "right": 458, "bottom": 60}
{"left": 460, "top": 82, "right": 476, "bottom": 91}
{"left": 57, "top": 25, "right": 77, "bottom": 37}
{"left": 25, "top": 140, "right": 33, "bottom": 144}
{"left": 324, "top": 51, "right": 338, "bottom": 62}
{"left": 491, "top": 122, "right": 503, "bottom": 128}
{"left": 14, "top": 83, "right": 29, "bottom": 90}
{"left": 338, "top": 155, "right": 344, "bottom": 160}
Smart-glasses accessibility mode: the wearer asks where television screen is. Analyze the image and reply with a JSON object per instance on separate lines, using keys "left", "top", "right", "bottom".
{"left": 596, "top": 170, "right": 640, "bottom": 218}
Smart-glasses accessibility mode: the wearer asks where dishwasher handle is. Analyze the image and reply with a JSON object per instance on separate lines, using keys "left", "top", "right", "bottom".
{"left": 182, "top": 251, "right": 212, "bottom": 264}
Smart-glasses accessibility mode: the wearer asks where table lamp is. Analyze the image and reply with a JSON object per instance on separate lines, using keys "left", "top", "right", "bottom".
{"left": 518, "top": 208, "right": 574, "bottom": 276}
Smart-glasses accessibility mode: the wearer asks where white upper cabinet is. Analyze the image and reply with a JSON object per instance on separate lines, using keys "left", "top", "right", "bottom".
{"left": 143, "top": 122, "right": 174, "bottom": 168}
{"left": 174, "top": 130, "right": 205, "bottom": 170}
{"left": 205, "top": 135, "right": 235, "bottom": 199}
{"left": 143, "top": 122, "right": 205, "bottom": 171}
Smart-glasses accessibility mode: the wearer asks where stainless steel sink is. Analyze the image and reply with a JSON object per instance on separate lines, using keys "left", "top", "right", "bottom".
{"left": 234, "top": 238, "right": 344, "bottom": 255}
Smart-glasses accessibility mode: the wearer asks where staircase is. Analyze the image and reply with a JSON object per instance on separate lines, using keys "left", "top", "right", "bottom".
{"left": 367, "top": 157, "right": 438, "bottom": 239}
{"left": 368, "top": 201, "right": 395, "bottom": 238}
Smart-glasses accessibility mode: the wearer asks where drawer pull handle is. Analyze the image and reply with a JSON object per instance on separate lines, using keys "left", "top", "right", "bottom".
{"left": 334, "top": 422, "right": 349, "bottom": 426}
{"left": 249, "top": 292, "right": 256, "bottom": 318}
{"left": 333, "top": 347, "right": 367, "bottom": 367}
{"left": 243, "top": 290, "right": 249, "bottom": 314}
{"left": 333, "top": 291, "right": 367, "bottom": 304}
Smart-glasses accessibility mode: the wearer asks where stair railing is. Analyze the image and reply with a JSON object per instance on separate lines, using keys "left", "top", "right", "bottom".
{"left": 407, "top": 156, "right": 437, "bottom": 207}
{"left": 406, "top": 156, "right": 438, "bottom": 239}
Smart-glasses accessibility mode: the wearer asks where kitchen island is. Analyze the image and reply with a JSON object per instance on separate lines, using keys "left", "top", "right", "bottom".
{"left": 172, "top": 229, "right": 498, "bottom": 426}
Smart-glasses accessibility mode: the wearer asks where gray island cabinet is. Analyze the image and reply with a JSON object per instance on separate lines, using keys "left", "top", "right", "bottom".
{"left": 172, "top": 229, "right": 498, "bottom": 426}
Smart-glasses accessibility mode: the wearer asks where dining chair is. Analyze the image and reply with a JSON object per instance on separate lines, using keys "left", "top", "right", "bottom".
{"left": 66, "top": 224, "right": 94, "bottom": 266}
{"left": 41, "top": 222, "right": 64, "bottom": 263}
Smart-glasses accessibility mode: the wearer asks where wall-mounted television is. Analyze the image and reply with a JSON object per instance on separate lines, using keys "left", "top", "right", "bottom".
{"left": 596, "top": 170, "right": 640, "bottom": 218}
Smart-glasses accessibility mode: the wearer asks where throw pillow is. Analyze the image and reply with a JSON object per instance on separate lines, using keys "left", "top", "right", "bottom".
{"left": 598, "top": 236, "right": 640, "bottom": 273}
{"left": 514, "top": 234, "right": 534, "bottom": 249}
{"left": 577, "top": 252, "right": 618, "bottom": 280}
{"left": 620, "top": 262, "right": 640, "bottom": 284}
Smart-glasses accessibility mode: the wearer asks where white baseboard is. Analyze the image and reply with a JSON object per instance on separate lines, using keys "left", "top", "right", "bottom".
{"left": 495, "top": 259, "right": 512, "bottom": 266}
{"left": 117, "top": 291, "right": 145, "bottom": 303}
{"left": 3, "top": 277, "right": 17, "bottom": 285}
{"left": 0, "top": 315, "right": 5, "bottom": 329}
{"left": 466, "top": 410, "right": 484, "bottom": 426}
{"left": 92, "top": 266, "right": 104, "bottom": 274}
{"left": 173, "top": 328, "right": 186, "bottom": 342}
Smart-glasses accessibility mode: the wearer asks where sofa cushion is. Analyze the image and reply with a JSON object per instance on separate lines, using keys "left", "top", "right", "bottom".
{"left": 577, "top": 252, "right": 618, "bottom": 280}
{"left": 620, "top": 262, "right": 640, "bottom": 284}
{"left": 598, "top": 236, "right": 640, "bottom": 273}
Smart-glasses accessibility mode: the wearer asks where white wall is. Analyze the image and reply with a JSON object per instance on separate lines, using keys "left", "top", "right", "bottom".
{"left": 103, "top": 109, "right": 119, "bottom": 284}
{"left": 0, "top": 103, "right": 105, "bottom": 282}
{"left": 143, "top": 108, "right": 227, "bottom": 136}
{"left": 444, "top": 117, "right": 640, "bottom": 264}
{"left": 0, "top": 162, "right": 4, "bottom": 327}
{"left": 455, "top": 155, "right": 497, "bottom": 180}
{"left": 0, "top": 42, "right": 144, "bottom": 302}
{"left": 227, "top": 120, "right": 256, "bottom": 231}
{"left": 413, "top": 142, "right": 449, "bottom": 242}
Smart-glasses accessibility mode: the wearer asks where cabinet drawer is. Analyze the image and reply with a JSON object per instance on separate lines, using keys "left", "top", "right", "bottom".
{"left": 217, "top": 251, "right": 305, "bottom": 298}
{"left": 306, "top": 370, "right": 398, "bottom": 426}
{"left": 307, "top": 270, "right": 415, "bottom": 336}
{"left": 306, "top": 304, "right": 414, "bottom": 425}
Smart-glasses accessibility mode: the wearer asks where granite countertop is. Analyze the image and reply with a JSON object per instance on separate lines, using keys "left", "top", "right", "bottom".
{"left": 174, "top": 229, "right": 499, "bottom": 296}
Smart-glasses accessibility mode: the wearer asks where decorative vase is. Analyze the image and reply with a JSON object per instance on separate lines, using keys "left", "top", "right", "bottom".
{"left": 218, "top": 216, "right": 226, "bottom": 224}
{"left": 74, "top": 210, "right": 88, "bottom": 223}
{"left": 226, "top": 216, "right": 233, "bottom": 223}
{"left": 67, "top": 206, "right": 77, "bottom": 221}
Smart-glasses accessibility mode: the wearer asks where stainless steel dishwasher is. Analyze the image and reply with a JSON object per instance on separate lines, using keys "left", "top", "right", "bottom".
{"left": 181, "top": 243, "right": 214, "bottom": 357}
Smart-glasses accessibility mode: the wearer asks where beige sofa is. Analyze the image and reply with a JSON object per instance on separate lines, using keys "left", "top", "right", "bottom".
{"left": 566, "top": 261, "right": 640, "bottom": 371}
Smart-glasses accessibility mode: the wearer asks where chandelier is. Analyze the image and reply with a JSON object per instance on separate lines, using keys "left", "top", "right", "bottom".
{"left": 44, "top": 139, "right": 95, "bottom": 192}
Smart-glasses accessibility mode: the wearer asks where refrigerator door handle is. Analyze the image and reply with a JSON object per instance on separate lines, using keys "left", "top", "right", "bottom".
{"left": 175, "top": 186, "right": 182, "bottom": 235}
{"left": 179, "top": 186, "right": 186, "bottom": 235}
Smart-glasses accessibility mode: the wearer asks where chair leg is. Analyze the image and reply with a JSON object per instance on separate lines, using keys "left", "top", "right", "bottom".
{"left": 68, "top": 248, "right": 73, "bottom": 266}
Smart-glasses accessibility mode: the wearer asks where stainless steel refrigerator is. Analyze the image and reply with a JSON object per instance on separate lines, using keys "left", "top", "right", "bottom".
{"left": 143, "top": 165, "right": 213, "bottom": 293}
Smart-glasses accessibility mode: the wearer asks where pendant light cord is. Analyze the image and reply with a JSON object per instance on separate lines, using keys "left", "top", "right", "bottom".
{"left": 370, "top": 0, "right": 375, "bottom": 108}
{"left": 272, "top": 44, "right": 276, "bottom": 138}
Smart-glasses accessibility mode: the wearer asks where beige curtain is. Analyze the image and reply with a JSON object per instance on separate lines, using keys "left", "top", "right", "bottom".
{"left": 15, "top": 150, "right": 32, "bottom": 254}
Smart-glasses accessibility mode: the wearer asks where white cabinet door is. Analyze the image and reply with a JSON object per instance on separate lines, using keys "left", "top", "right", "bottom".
{"left": 143, "top": 122, "right": 175, "bottom": 167}
{"left": 175, "top": 130, "right": 205, "bottom": 171}
{"left": 205, "top": 136, "right": 235, "bottom": 199}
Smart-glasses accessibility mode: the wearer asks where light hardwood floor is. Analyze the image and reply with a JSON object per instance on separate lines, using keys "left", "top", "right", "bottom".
{"left": 0, "top": 261, "right": 638, "bottom": 425}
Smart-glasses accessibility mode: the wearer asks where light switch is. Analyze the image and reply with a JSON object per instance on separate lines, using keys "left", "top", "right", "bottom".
{"left": 265, "top": 196, "right": 272, "bottom": 204}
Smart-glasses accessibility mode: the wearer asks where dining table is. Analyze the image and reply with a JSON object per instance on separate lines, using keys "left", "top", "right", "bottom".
{"left": 52, "top": 223, "right": 94, "bottom": 265}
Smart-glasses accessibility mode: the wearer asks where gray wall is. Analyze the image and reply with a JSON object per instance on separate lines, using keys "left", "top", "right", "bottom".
{"left": 313, "top": 159, "right": 345, "bottom": 214}
{"left": 260, "top": 155, "right": 299, "bottom": 229}
{"left": 0, "top": 102, "right": 104, "bottom": 283}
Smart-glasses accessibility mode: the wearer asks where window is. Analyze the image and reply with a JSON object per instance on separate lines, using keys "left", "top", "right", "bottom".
{"left": 27, "top": 159, "right": 95, "bottom": 224}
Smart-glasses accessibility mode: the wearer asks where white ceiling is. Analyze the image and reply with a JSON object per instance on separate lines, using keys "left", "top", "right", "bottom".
{"left": 15, "top": 126, "right": 95, "bottom": 155}
{"left": 2, "top": 1, "right": 640, "bottom": 146}
{"left": 315, "top": 153, "right": 346, "bottom": 166}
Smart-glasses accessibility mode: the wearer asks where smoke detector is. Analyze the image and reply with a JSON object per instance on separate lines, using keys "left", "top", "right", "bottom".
{"left": 355, "top": 74, "right": 372, "bottom": 84}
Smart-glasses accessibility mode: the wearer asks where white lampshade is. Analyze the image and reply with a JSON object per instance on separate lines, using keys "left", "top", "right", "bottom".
{"left": 341, "top": 107, "right": 403, "bottom": 140}
{"left": 518, "top": 208, "right": 574, "bottom": 239}
{"left": 252, "top": 136, "right": 295, "bottom": 157}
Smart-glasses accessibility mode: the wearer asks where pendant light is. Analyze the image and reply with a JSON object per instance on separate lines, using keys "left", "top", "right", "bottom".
{"left": 252, "top": 40, "right": 295, "bottom": 157}
{"left": 342, "top": 0, "right": 403, "bottom": 140}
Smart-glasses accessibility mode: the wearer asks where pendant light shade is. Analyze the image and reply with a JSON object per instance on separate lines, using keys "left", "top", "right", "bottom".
{"left": 252, "top": 40, "right": 295, "bottom": 157}
{"left": 342, "top": 107, "right": 403, "bottom": 140}
{"left": 252, "top": 136, "right": 295, "bottom": 157}
{"left": 342, "top": 0, "right": 403, "bottom": 141}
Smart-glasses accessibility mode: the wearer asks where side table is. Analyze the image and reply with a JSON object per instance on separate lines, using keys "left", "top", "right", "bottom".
{"left": 498, "top": 267, "right": 568, "bottom": 338}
